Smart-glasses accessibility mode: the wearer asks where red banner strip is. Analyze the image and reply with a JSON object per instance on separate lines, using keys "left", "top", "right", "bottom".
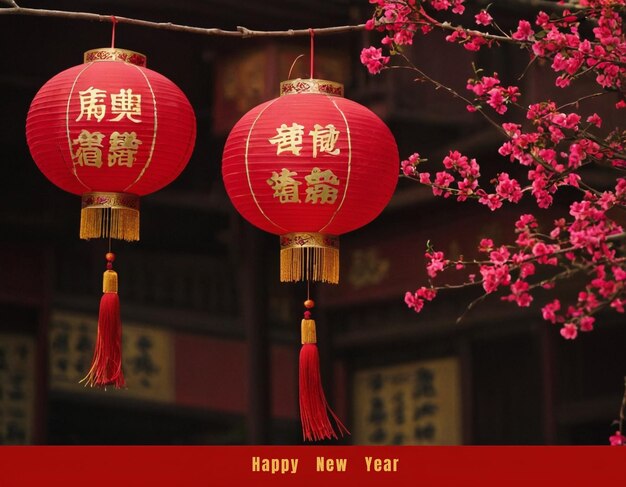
{"left": 0, "top": 446, "right": 623, "bottom": 486}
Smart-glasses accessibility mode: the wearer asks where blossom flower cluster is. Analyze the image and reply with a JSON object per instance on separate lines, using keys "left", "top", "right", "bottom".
{"left": 409, "top": 201, "right": 624, "bottom": 337}
{"left": 363, "top": 1, "right": 626, "bottom": 96}
{"left": 364, "top": 0, "right": 626, "bottom": 445}
{"left": 466, "top": 72, "right": 520, "bottom": 114}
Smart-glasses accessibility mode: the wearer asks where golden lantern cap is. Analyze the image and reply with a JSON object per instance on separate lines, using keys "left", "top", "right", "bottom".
{"left": 81, "top": 192, "right": 140, "bottom": 211}
{"left": 280, "top": 79, "right": 344, "bottom": 97}
{"left": 84, "top": 48, "right": 147, "bottom": 67}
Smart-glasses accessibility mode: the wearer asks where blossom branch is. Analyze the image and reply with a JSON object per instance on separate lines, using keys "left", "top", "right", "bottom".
{"left": 392, "top": 55, "right": 506, "bottom": 133}
{"left": 0, "top": 5, "right": 366, "bottom": 38}
{"left": 556, "top": 92, "right": 609, "bottom": 112}
{"left": 368, "top": 0, "right": 626, "bottom": 442}
{"left": 455, "top": 292, "right": 490, "bottom": 324}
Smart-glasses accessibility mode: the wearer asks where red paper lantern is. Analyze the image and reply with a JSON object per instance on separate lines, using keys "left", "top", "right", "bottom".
{"left": 222, "top": 78, "right": 398, "bottom": 442}
{"left": 222, "top": 79, "right": 398, "bottom": 284}
{"left": 26, "top": 48, "right": 196, "bottom": 241}
{"left": 26, "top": 48, "right": 196, "bottom": 388}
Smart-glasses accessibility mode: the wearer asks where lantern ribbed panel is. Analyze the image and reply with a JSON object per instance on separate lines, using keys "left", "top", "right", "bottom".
{"left": 222, "top": 92, "right": 398, "bottom": 236}
{"left": 26, "top": 61, "right": 196, "bottom": 196}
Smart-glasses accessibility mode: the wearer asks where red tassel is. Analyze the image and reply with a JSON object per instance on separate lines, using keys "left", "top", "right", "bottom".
{"left": 81, "top": 253, "right": 125, "bottom": 388}
{"left": 299, "top": 303, "right": 349, "bottom": 442}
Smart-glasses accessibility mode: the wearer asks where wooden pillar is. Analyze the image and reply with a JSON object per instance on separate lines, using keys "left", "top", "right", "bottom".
{"left": 237, "top": 216, "right": 271, "bottom": 444}
{"left": 458, "top": 336, "right": 474, "bottom": 445}
{"left": 35, "top": 247, "right": 53, "bottom": 444}
{"left": 539, "top": 324, "right": 557, "bottom": 444}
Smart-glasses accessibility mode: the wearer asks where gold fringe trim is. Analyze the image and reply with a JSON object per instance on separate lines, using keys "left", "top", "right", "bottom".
{"left": 103, "top": 269, "right": 118, "bottom": 294}
{"left": 80, "top": 207, "right": 140, "bottom": 241}
{"left": 280, "top": 246, "right": 339, "bottom": 284}
{"left": 301, "top": 319, "right": 317, "bottom": 345}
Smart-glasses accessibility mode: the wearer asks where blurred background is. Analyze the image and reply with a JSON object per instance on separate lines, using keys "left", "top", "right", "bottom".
{"left": 1, "top": 0, "right": 625, "bottom": 445}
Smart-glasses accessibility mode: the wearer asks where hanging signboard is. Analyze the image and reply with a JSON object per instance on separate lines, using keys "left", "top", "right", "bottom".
{"left": 353, "top": 357, "right": 462, "bottom": 445}
{"left": 49, "top": 311, "right": 174, "bottom": 403}
{"left": 0, "top": 334, "right": 36, "bottom": 444}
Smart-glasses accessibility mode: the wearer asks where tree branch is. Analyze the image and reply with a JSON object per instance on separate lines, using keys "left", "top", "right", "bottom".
{"left": 0, "top": 6, "right": 366, "bottom": 37}
{"left": 477, "top": 0, "right": 586, "bottom": 12}
{"left": 393, "top": 55, "right": 506, "bottom": 134}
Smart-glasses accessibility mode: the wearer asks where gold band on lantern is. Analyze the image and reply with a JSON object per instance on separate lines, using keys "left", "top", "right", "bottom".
{"left": 80, "top": 192, "right": 140, "bottom": 242}
{"left": 301, "top": 319, "right": 317, "bottom": 345}
{"left": 280, "top": 232, "right": 339, "bottom": 284}
{"left": 84, "top": 48, "right": 147, "bottom": 67}
{"left": 102, "top": 269, "right": 118, "bottom": 294}
{"left": 280, "top": 79, "right": 344, "bottom": 97}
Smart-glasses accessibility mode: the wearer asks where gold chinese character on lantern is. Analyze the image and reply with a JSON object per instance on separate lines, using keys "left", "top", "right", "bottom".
{"left": 109, "top": 88, "right": 142, "bottom": 123}
{"left": 268, "top": 123, "right": 305, "bottom": 156}
{"left": 305, "top": 167, "right": 340, "bottom": 204}
{"left": 267, "top": 168, "right": 301, "bottom": 203}
{"left": 108, "top": 131, "right": 142, "bottom": 167}
{"left": 309, "top": 124, "right": 341, "bottom": 157}
{"left": 72, "top": 130, "right": 105, "bottom": 168}
{"left": 76, "top": 87, "right": 107, "bottom": 122}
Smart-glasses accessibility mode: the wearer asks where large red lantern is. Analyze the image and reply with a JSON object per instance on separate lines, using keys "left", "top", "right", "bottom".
{"left": 222, "top": 78, "right": 399, "bottom": 441}
{"left": 27, "top": 47, "right": 196, "bottom": 241}
{"left": 26, "top": 48, "right": 196, "bottom": 388}
{"left": 223, "top": 79, "right": 398, "bottom": 285}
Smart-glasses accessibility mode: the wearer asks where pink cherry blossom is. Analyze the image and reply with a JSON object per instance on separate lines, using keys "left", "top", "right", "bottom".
{"left": 475, "top": 11, "right": 492, "bottom": 26}
{"left": 542, "top": 299, "right": 561, "bottom": 323}
{"left": 512, "top": 20, "right": 534, "bottom": 41}
{"left": 365, "top": 0, "right": 626, "bottom": 346}
{"left": 425, "top": 251, "right": 447, "bottom": 278}
{"left": 360, "top": 47, "right": 390, "bottom": 74}
{"left": 478, "top": 192, "right": 503, "bottom": 211}
{"left": 405, "top": 291, "right": 424, "bottom": 313}
{"left": 586, "top": 113, "right": 602, "bottom": 128}
{"left": 560, "top": 323, "right": 578, "bottom": 340}
{"left": 609, "top": 431, "right": 625, "bottom": 446}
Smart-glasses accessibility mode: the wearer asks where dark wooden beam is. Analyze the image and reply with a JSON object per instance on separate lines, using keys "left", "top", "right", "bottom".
{"left": 237, "top": 216, "right": 271, "bottom": 444}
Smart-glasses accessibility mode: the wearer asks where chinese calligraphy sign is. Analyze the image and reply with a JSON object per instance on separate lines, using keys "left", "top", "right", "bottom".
{"left": 268, "top": 123, "right": 304, "bottom": 156}
{"left": 268, "top": 122, "right": 340, "bottom": 158}
{"left": 71, "top": 86, "right": 144, "bottom": 170}
{"left": 264, "top": 121, "right": 344, "bottom": 205}
{"left": 304, "top": 168, "right": 340, "bottom": 204}
{"left": 353, "top": 358, "right": 462, "bottom": 445}
{"left": 267, "top": 167, "right": 340, "bottom": 205}
{"left": 0, "top": 335, "right": 35, "bottom": 445}
{"left": 267, "top": 168, "right": 301, "bottom": 203}
{"left": 76, "top": 87, "right": 142, "bottom": 124}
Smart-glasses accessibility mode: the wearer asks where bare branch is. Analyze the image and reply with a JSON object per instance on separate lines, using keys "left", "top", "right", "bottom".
{"left": 392, "top": 55, "right": 506, "bottom": 134}
{"left": 477, "top": 0, "right": 585, "bottom": 12}
{"left": 556, "top": 92, "right": 608, "bottom": 111}
{"left": 455, "top": 292, "right": 490, "bottom": 324}
{"left": 0, "top": 6, "right": 366, "bottom": 38}
{"left": 430, "top": 21, "right": 514, "bottom": 43}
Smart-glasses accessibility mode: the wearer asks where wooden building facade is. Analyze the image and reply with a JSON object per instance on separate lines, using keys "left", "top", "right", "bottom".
{"left": 0, "top": 0, "right": 624, "bottom": 445}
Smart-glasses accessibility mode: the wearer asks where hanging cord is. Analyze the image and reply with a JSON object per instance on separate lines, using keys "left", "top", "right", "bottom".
{"left": 288, "top": 54, "right": 304, "bottom": 79}
{"left": 307, "top": 277, "right": 310, "bottom": 302}
{"left": 309, "top": 28, "right": 315, "bottom": 79}
{"left": 111, "top": 16, "right": 117, "bottom": 48}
